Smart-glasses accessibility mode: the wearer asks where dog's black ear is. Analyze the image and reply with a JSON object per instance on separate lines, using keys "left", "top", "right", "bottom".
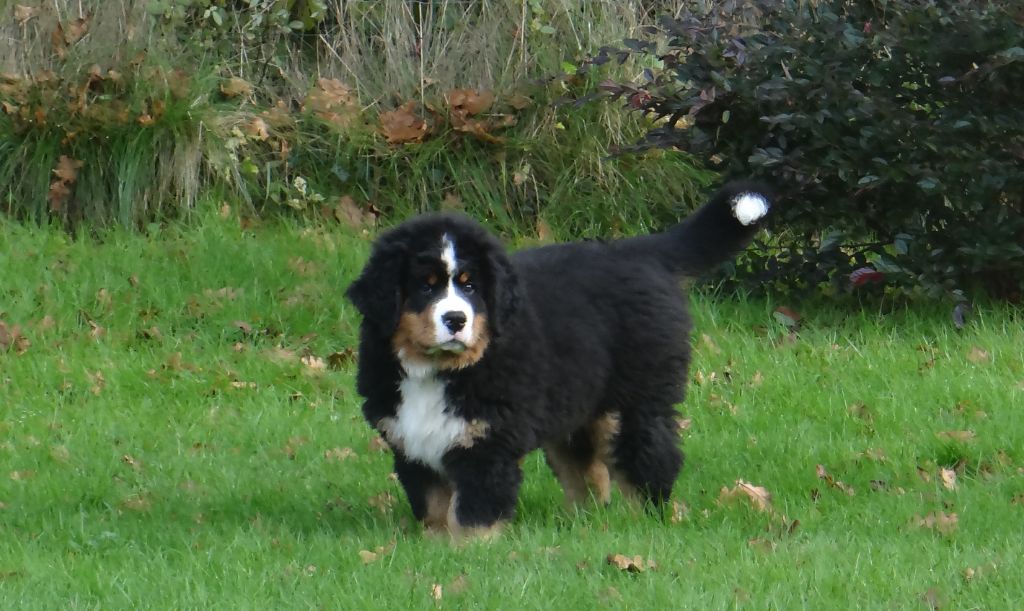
{"left": 346, "top": 241, "right": 405, "bottom": 334}
{"left": 483, "top": 246, "right": 521, "bottom": 338}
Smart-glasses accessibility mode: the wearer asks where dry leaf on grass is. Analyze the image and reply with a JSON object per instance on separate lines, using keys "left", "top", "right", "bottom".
{"left": 304, "top": 78, "right": 359, "bottom": 128}
{"left": 718, "top": 480, "right": 772, "bottom": 512}
{"left": 446, "top": 88, "right": 495, "bottom": 116}
{"left": 120, "top": 494, "right": 152, "bottom": 512}
{"left": 448, "top": 574, "right": 470, "bottom": 595}
{"left": 327, "top": 349, "right": 356, "bottom": 370}
{"left": 368, "top": 492, "right": 395, "bottom": 514}
{"left": 368, "top": 436, "right": 389, "bottom": 453}
{"left": 430, "top": 584, "right": 443, "bottom": 603}
{"left": 816, "top": 464, "right": 855, "bottom": 496}
{"left": 333, "top": 195, "right": 376, "bottom": 230}
{"left": 300, "top": 355, "right": 327, "bottom": 373}
{"left": 0, "top": 321, "right": 30, "bottom": 354}
{"left": 358, "top": 549, "right": 378, "bottom": 564}
{"left": 380, "top": 102, "right": 429, "bottom": 144}
{"left": 912, "top": 511, "right": 959, "bottom": 535}
{"left": 936, "top": 430, "right": 976, "bottom": 443}
{"left": 324, "top": 447, "right": 355, "bottom": 462}
{"left": 939, "top": 468, "right": 957, "bottom": 491}
{"left": 64, "top": 17, "right": 89, "bottom": 44}
{"left": 220, "top": 77, "right": 253, "bottom": 99}
{"left": 15, "top": 5, "right": 40, "bottom": 26}
{"left": 606, "top": 553, "right": 656, "bottom": 573}
{"left": 966, "top": 346, "right": 990, "bottom": 364}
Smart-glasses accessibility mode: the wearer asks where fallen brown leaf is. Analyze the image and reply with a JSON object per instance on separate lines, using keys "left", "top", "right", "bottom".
{"left": 368, "top": 492, "right": 394, "bottom": 514}
{"left": 939, "top": 468, "right": 957, "bottom": 491}
{"left": 380, "top": 101, "right": 428, "bottom": 144}
{"left": 220, "top": 77, "right": 253, "bottom": 99}
{"left": 88, "top": 370, "right": 105, "bottom": 395}
{"left": 368, "top": 436, "right": 389, "bottom": 453}
{"left": 327, "top": 349, "right": 356, "bottom": 370}
{"left": 0, "top": 321, "right": 30, "bottom": 354}
{"left": 324, "top": 447, "right": 355, "bottom": 462}
{"left": 50, "top": 445, "right": 71, "bottom": 463}
{"left": 670, "top": 500, "right": 690, "bottom": 523}
{"left": 333, "top": 195, "right": 375, "bottom": 230}
{"left": 300, "top": 355, "right": 327, "bottom": 373}
{"left": 966, "top": 346, "right": 990, "bottom": 364}
{"left": 358, "top": 549, "right": 378, "bottom": 564}
{"left": 854, "top": 447, "right": 887, "bottom": 462}
{"left": 121, "top": 454, "right": 142, "bottom": 471}
{"left": 747, "top": 537, "right": 777, "bottom": 553}
{"left": 448, "top": 574, "right": 470, "bottom": 595}
{"left": 120, "top": 494, "right": 152, "bottom": 512}
{"left": 446, "top": 88, "right": 495, "bottom": 116}
{"left": 65, "top": 16, "right": 89, "bottom": 44}
{"left": 52, "top": 155, "right": 83, "bottom": 184}
{"left": 430, "top": 583, "right": 443, "bottom": 603}
{"left": 718, "top": 480, "right": 772, "bottom": 512}
{"left": 536, "top": 219, "right": 553, "bottom": 242}
{"left": 816, "top": 464, "right": 855, "bottom": 496}
{"left": 913, "top": 511, "right": 958, "bottom": 535}
{"left": 303, "top": 78, "right": 358, "bottom": 128}
{"left": 936, "top": 430, "right": 976, "bottom": 443}
{"left": 606, "top": 553, "right": 654, "bottom": 573}
{"left": 772, "top": 305, "right": 802, "bottom": 331}
{"left": 15, "top": 5, "right": 40, "bottom": 27}
{"left": 922, "top": 587, "right": 943, "bottom": 610}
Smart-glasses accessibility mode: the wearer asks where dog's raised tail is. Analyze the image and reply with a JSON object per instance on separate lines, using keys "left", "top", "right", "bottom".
{"left": 660, "top": 181, "right": 771, "bottom": 276}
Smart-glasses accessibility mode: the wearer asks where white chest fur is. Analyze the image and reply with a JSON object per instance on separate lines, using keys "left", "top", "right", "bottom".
{"left": 389, "top": 371, "right": 470, "bottom": 472}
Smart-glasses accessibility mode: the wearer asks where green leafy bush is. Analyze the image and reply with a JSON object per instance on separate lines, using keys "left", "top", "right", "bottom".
{"left": 593, "top": 1, "right": 1024, "bottom": 300}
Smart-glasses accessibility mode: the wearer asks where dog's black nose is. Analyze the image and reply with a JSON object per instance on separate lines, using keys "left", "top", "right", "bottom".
{"left": 441, "top": 311, "right": 467, "bottom": 333}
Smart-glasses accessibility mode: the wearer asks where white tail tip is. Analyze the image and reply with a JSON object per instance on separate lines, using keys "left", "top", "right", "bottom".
{"left": 732, "top": 193, "right": 769, "bottom": 226}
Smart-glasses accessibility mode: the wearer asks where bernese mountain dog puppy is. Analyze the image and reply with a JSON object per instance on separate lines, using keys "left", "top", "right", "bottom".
{"left": 346, "top": 182, "right": 770, "bottom": 539}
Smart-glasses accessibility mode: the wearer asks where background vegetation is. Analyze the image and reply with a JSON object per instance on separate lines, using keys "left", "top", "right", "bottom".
{"left": 594, "top": 0, "right": 1024, "bottom": 300}
{"left": 2, "top": 1, "right": 1021, "bottom": 300}
{"left": 0, "top": 0, "right": 710, "bottom": 239}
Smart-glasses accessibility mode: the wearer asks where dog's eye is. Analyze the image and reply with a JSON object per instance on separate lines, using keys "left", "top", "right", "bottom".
{"left": 420, "top": 282, "right": 435, "bottom": 294}
{"left": 456, "top": 272, "right": 475, "bottom": 294}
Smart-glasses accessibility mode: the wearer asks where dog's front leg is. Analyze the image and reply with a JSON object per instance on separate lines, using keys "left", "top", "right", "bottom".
{"left": 443, "top": 451, "right": 523, "bottom": 541}
{"left": 392, "top": 453, "right": 453, "bottom": 535}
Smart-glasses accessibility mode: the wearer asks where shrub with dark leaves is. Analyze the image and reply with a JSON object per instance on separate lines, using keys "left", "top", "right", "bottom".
{"left": 591, "top": 1, "right": 1024, "bottom": 300}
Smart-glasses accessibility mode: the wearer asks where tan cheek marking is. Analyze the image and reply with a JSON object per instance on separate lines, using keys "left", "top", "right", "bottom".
{"left": 392, "top": 311, "right": 437, "bottom": 361}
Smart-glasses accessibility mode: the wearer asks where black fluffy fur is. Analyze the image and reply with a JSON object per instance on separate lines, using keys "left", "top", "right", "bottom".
{"left": 346, "top": 181, "right": 771, "bottom": 532}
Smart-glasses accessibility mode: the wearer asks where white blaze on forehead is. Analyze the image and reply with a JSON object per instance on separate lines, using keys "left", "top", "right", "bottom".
{"left": 432, "top": 234, "right": 475, "bottom": 344}
{"left": 441, "top": 235, "right": 458, "bottom": 275}
{"left": 732, "top": 192, "right": 769, "bottom": 226}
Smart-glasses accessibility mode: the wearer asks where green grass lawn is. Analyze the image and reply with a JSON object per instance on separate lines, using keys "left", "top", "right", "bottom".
{"left": 2, "top": 215, "right": 1022, "bottom": 609}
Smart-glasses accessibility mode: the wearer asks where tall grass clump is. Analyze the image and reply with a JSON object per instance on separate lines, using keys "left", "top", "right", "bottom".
{"left": 0, "top": 0, "right": 710, "bottom": 236}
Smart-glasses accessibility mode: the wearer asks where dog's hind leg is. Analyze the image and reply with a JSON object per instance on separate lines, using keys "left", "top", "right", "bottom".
{"left": 609, "top": 410, "right": 683, "bottom": 505}
{"left": 543, "top": 414, "right": 619, "bottom": 506}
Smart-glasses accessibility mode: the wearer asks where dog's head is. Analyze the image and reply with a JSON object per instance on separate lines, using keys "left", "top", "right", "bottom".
{"left": 346, "top": 214, "right": 520, "bottom": 372}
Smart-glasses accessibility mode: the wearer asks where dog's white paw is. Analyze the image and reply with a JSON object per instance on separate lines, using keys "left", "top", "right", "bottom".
{"left": 731, "top": 193, "right": 769, "bottom": 226}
